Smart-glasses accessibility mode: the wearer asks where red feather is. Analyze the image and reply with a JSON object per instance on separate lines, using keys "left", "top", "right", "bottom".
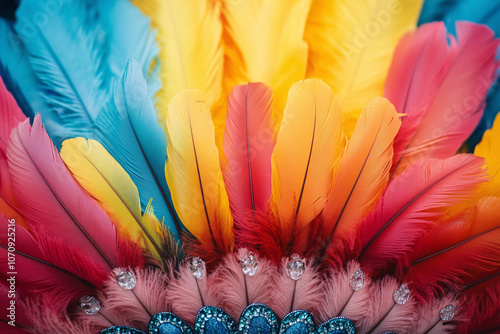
{"left": 358, "top": 154, "right": 487, "bottom": 276}
{"left": 223, "top": 83, "right": 275, "bottom": 230}
{"left": 0, "top": 215, "right": 95, "bottom": 308}
{"left": 6, "top": 115, "right": 118, "bottom": 271}
{"left": 388, "top": 22, "right": 499, "bottom": 175}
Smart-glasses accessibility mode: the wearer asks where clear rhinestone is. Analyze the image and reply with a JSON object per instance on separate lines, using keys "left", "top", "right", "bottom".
{"left": 286, "top": 254, "right": 305, "bottom": 280}
{"left": 189, "top": 257, "right": 206, "bottom": 279}
{"left": 440, "top": 305, "right": 456, "bottom": 321}
{"left": 393, "top": 283, "right": 410, "bottom": 305}
{"left": 240, "top": 254, "right": 259, "bottom": 276}
{"left": 350, "top": 269, "right": 365, "bottom": 291}
{"left": 117, "top": 271, "right": 136, "bottom": 290}
{"left": 79, "top": 296, "right": 101, "bottom": 315}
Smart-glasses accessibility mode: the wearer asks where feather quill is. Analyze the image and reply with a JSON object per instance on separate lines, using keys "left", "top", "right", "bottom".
{"left": 321, "top": 97, "right": 400, "bottom": 241}
{"left": 165, "top": 90, "right": 234, "bottom": 255}
{"left": 392, "top": 22, "right": 499, "bottom": 175}
{"left": 221, "top": 0, "right": 311, "bottom": 124}
{"left": 131, "top": 0, "right": 224, "bottom": 132}
{"left": 270, "top": 80, "right": 343, "bottom": 246}
{"left": 95, "top": 59, "right": 181, "bottom": 240}
{"left": 223, "top": 83, "right": 275, "bottom": 226}
{"left": 15, "top": 0, "right": 110, "bottom": 146}
{"left": 60, "top": 138, "right": 167, "bottom": 262}
{"left": 358, "top": 154, "right": 488, "bottom": 276}
{"left": 6, "top": 116, "right": 117, "bottom": 270}
{"left": 304, "top": 0, "right": 423, "bottom": 136}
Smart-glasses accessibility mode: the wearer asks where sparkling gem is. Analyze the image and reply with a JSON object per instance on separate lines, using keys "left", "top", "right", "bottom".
{"left": 79, "top": 296, "right": 101, "bottom": 315}
{"left": 286, "top": 254, "right": 305, "bottom": 281}
{"left": 349, "top": 269, "right": 365, "bottom": 291}
{"left": 189, "top": 257, "right": 206, "bottom": 279}
{"left": 240, "top": 254, "right": 259, "bottom": 276}
{"left": 440, "top": 305, "right": 456, "bottom": 321}
{"left": 117, "top": 271, "right": 136, "bottom": 290}
{"left": 393, "top": 283, "right": 410, "bottom": 305}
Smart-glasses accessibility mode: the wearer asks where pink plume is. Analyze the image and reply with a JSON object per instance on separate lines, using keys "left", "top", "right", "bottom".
{"left": 358, "top": 154, "right": 487, "bottom": 277}
{"left": 6, "top": 115, "right": 118, "bottom": 271}
{"left": 384, "top": 22, "right": 450, "bottom": 168}
{"left": 0, "top": 216, "right": 95, "bottom": 309}
{"left": 391, "top": 22, "right": 499, "bottom": 175}
{"left": 412, "top": 294, "right": 459, "bottom": 334}
{"left": 165, "top": 264, "right": 217, "bottom": 326}
{"left": 223, "top": 83, "right": 275, "bottom": 230}
{"left": 460, "top": 282, "right": 500, "bottom": 334}
{"left": 266, "top": 257, "right": 323, "bottom": 320}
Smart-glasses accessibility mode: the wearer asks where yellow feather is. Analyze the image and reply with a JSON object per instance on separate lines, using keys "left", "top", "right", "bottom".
{"left": 221, "top": 0, "right": 312, "bottom": 125}
{"left": 322, "top": 97, "right": 401, "bottom": 237}
{"left": 270, "top": 79, "right": 344, "bottom": 233}
{"left": 304, "top": 0, "right": 423, "bottom": 136}
{"left": 131, "top": 0, "right": 224, "bottom": 131}
{"left": 474, "top": 114, "right": 500, "bottom": 197}
{"left": 165, "top": 90, "right": 234, "bottom": 251}
{"left": 60, "top": 138, "right": 165, "bottom": 260}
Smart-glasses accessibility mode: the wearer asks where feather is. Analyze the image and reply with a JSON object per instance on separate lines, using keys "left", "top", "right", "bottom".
{"left": 0, "top": 215, "right": 95, "bottom": 308}
{"left": 0, "top": 283, "right": 32, "bottom": 332}
{"left": 384, "top": 22, "right": 450, "bottom": 168}
{"left": 474, "top": 114, "right": 500, "bottom": 197}
{"left": 165, "top": 90, "right": 234, "bottom": 255}
{"left": 59, "top": 138, "right": 168, "bottom": 262}
{"left": 0, "top": 18, "right": 43, "bottom": 118}
{"left": 304, "top": 0, "right": 423, "bottom": 136}
{"left": 418, "top": 0, "right": 460, "bottom": 25}
{"left": 411, "top": 294, "right": 459, "bottom": 334}
{"left": 0, "top": 75, "right": 26, "bottom": 227}
{"left": 95, "top": 59, "right": 182, "bottom": 240}
{"left": 392, "top": 22, "right": 499, "bottom": 175}
{"left": 406, "top": 214, "right": 500, "bottom": 302}
{"left": 460, "top": 282, "right": 500, "bottom": 334}
{"left": 6, "top": 116, "right": 118, "bottom": 270}
{"left": 221, "top": 0, "right": 311, "bottom": 124}
{"left": 223, "top": 83, "right": 275, "bottom": 226}
{"left": 15, "top": 0, "right": 110, "bottom": 147}
{"left": 321, "top": 97, "right": 400, "bottom": 241}
{"left": 165, "top": 264, "right": 217, "bottom": 326}
{"left": 270, "top": 79, "right": 343, "bottom": 248}
{"left": 131, "top": 0, "right": 224, "bottom": 132}
{"left": 358, "top": 154, "right": 488, "bottom": 276}
{"left": 208, "top": 249, "right": 276, "bottom": 320}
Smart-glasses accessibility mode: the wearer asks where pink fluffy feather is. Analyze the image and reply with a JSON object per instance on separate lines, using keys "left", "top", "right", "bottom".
{"left": 412, "top": 294, "right": 459, "bottom": 334}
{"left": 358, "top": 154, "right": 487, "bottom": 277}
{"left": 6, "top": 115, "right": 119, "bottom": 271}
{"left": 223, "top": 83, "right": 275, "bottom": 227}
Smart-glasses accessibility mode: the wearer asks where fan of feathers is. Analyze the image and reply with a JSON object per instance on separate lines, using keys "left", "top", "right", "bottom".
{"left": 1, "top": 0, "right": 500, "bottom": 333}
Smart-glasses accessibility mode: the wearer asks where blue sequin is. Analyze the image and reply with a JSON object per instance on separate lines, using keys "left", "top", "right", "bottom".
{"left": 148, "top": 312, "right": 192, "bottom": 334}
{"left": 158, "top": 323, "right": 183, "bottom": 334}
{"left": 316, "top": 317, "right": 356, "bottom": 334}
{"left": 194, "top": 306, "right": 237, "bottom": 334}
{"left": 279, "top": 310, "right": 315, "bottom": 334}
{"left": 249, "top": 316, "right": 271, "bottom": 334}
{"left": 239, "top": 303, "right": 279, "bottom": 334}
{"left": 100, "top": 326, "right": 146, "bottom": 334}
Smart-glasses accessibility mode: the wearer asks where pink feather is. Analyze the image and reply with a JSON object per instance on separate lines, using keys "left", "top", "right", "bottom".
{"left": 0, "top": 283, "right": 32, "bottom": 331}
{"left": 358, "top": 154, "right": 487, "bottom": 277}
{"left": 0, "top": 215, "right": 95, "bottom": 308}
{"left": 460, "top": 282, "right": 500, "bottom": 334}
{"left": 384, "top": 22, "right": 451, "bottom": 168}
{"left": 411, "top": 294, "right": 459, "bottom": 334}
{"left": 390, "top": 22, "right": 499, "bottom": 175}
{"left": 6, "top": 115, "right": 118, "bottom": 270}
{"left": 223, "top": 83, "right": 275, "bottom": 230}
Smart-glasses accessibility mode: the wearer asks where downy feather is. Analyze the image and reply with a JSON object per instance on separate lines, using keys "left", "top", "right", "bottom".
{"left": 221, "top": 0, "right": 311, "bottom": 125}
{"left": 165, "top": 90, "right": 234, "bottom": 255}
{"left": 15, "top": 0, "right": 110, "bottom": 146}
{"left": 6, "top": 116, "right": 118, "bottom": 270}
{"left": 95, "top": 59, "right": 181, "bottom": 240}
{"left": 358, "top": 154, "right": 488, "bottom": 276}
{"left": 304, "top": 0, "right": 423, "bottom": 136}
{"left": 270, "top": 80, "right": 344, "bottom": 247}
{"left": 223, "top": 83, "right": 275, "bottom": 226}
{"left": 60, "top": 138, "right": 167, "bottom": 262}
{"left": 392, "top": 22, "right": 499, "bottom": 175}
{"left": 131, "top": 0, "right": 224, "bottom": 132}
{"left": 322, "top": 97, "right": 400, "bottom": 241}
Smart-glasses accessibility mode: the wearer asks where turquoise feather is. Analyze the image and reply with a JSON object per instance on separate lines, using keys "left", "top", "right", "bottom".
{"left": 95, "top": 59, "right": 182, "bottom": 241}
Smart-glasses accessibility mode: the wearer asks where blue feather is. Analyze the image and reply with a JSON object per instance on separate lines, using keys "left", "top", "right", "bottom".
{"left": 418, "top": 0, "right": 461, "bottom": 25}
{"left": 0, "top": 18, "right": 42, "bottom": 118}
{"left": 15, "top": 0, "right": 110, "bottom": 147}
{"left": 95, "top": 59, "right": 182, "bottom": 241}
